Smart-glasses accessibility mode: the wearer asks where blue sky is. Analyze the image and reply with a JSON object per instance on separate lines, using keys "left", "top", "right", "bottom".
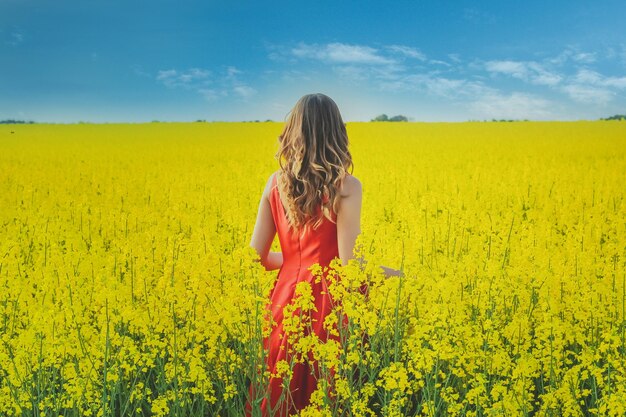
{"left": 2, "top": 0, "right": 626, "bottom": 122}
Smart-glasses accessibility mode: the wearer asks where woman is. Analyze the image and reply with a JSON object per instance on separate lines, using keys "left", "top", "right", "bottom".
{"left": 247, "top": 93, "right": 401, "bottom": 416}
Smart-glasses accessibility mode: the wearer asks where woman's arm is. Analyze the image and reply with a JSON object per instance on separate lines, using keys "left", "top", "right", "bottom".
{"left": 336, "top": 176, "right": 403, "bottom": 278}
{"left": 337, "top": 175, "right": 363, "bottom": 267}
{"left": 265, "top": 251, "right": 283, "bottom": 271}
{"left": 250, "top": 173, "right": 283, "bottom": 271}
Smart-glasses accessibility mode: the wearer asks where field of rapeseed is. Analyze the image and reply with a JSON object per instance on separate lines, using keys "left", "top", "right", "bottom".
{"left": 1, "top": 121, "right": 625, "bottom": 416}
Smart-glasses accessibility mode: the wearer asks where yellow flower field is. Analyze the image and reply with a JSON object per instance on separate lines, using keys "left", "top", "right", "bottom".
{"left": 1, "top": 121, "right": 625, "bottom": 416}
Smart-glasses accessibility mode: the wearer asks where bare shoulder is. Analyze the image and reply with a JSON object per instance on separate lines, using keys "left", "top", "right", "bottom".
{"left": 262, "top": 171, "right": 279, "bottom": 199}
{"left": 270, "top": 170, "right": 279, "bottom": 185}
{"left": 339, "top": 174, "right": 362, "bottom": 198}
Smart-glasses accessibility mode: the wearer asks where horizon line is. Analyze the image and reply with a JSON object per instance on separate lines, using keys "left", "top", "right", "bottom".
{"left": 2, "top": 118, "right": 624, "bottom": 125}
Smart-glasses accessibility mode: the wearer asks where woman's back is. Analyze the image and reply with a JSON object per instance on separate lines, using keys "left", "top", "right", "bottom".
{"left": 269, "top": 171, "right": 339, "bottom": 272}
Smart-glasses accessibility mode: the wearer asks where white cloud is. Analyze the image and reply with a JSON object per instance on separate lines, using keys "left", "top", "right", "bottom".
{"left": 424, "top": 77, "right": 483, "bottom": 98}
{"left": 572, "top": 52, "right": 596, "bottom": 64}
{"left": 387, "top": 45, "right": 426, "bottom": 61}
{"left": 266, "top": 43, "right": 293, "bottom": 63}
{"left": 485, "top": 60, "right": 561, "bottom": 86}
{"left": 155, "top": 66, "right": 253, "bottom": 102}
{"left": 332, "top": 66, "right": 371, "bottom": 82}
{"left": 233, "top": 85, "right": 257, "bottom": 99}
{"left": 221, "top": 67, "right": 258, "bottom": 101}
{"left": 470, "top": 92, "right": 553, "bottom": 120}
{"left": 573, "top": 69, "right": 626, "bottom": 89}
{"left": 156, "top": 68, "right": 211, "bottom": 89}
{"left": 380, "top": 73, "right": 491, "bottom": 100}
{"left": 532, "top": 71, "right": 562, "bottom": 86}
{"left": 226, "top": 66, "right": 241, "bottom": 78}
{"left": 198, "top": 88, "right": 224, "bottom": 101}
{"left": 333, "top": 61, "right": 406, "bottom": 83}
{"left": 421, "top": 77, "right": 468, "bottom": 97}
{"left": 273, "top": 41, "right": 467, "bottom": 86}
{"left": 429, "top": 59, "right": 452, "bottom": 67}
{"left": 278, "top": 42, "right": 516, "bottom": 103}
{"left": 573, "top": 68, "right": 603, "bottom": 84}
{"left": 559, "top": 68, "right": 626, "bottom": 104}
{"left": 560, "top": 84, "right": 613, "bottom": 105}
{"left": 156, "top": 69, "right": 177, "bottom": 84}
{"left": 550, "top": 47, "right": 598, "bottom": 66}
{"left": 291, "top": 42, "right": 395, "bottom": 65}
{"left": 263, "top": 41, "right": 626, "bottom": 116}
{"left": 5, "top": 30, "right": 24, "bottom": 46}
{"left": 179, "top": 68, "right": 210, "bottom": 83}
{"left": 485, "top": 60, "right": 527, "bottom": 78}
{"left": 484, "top": 52, "right": 625, "bottom": 106}
{"left": 604, "top": 76, "right": 626, "bottom": 89}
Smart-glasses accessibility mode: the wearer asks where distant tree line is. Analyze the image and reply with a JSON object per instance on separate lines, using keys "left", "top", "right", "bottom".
{"left": 193, "top": 119, "right": 274, "bottom": 123}
{"left": 0, "top": 119, "right": 36, "bottom": 124}
{"left": 371, "top": 114, "right": 408, "bottom": 122}
{"left": 5, "top": 115, "right": 625, "bottom": 124}
{"left": 601, "top": 114, "right": 626, "bottom": 121}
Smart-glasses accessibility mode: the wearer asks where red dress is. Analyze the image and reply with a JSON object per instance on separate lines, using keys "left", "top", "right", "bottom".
{"left": 246, "top": 172, "right": 341, "bottom": 416}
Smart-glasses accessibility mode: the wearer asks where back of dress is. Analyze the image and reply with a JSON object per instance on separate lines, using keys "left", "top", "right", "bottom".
{"left": 256, "top": 171, "right": 340, "bottom": 416}
{"left": 269, "top": 172, "right": 339, "bottom": 277}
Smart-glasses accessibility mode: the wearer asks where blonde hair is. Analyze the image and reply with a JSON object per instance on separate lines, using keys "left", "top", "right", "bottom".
{"left": 275, "top": 93, "right": 354, "bottom": 233}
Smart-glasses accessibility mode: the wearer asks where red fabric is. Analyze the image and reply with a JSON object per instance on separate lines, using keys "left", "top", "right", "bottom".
{"left": 246, "top": 173, "right": 341, "bottom": 417}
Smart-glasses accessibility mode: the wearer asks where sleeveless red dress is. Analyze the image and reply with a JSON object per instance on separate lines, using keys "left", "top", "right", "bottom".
{"left": 246, "top": 172, "right": 341, "bottom": 416}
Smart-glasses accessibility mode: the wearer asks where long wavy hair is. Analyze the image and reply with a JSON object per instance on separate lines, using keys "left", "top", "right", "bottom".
{"left": 275, "top": 93, "right": 354, "bottom": 233}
